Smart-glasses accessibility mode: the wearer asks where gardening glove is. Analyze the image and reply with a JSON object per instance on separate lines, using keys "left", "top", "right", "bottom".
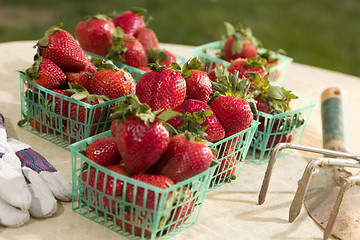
{"left": 0, "top": 113, "right": 71, "bottom": 227}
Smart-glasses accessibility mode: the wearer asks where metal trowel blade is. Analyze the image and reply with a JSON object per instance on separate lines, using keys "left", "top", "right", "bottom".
{"left": 304, "top": 167, "right": 360, "bottom": 240}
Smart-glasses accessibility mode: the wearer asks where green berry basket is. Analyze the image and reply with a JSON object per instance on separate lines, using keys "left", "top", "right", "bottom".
{"left": 207, "top": 120, "right": 259, "bottom": 192}
{"left": 18, "top": 72, "right": 134, "bottom": 150}
{"left": 246, "top": 92, "right": 316, "bottom": 165}
{"left": 69, "top": 130, "right": 217, "bottom": 240}
{"left": 193, "top": 40, "right": 294, "bottom": 85}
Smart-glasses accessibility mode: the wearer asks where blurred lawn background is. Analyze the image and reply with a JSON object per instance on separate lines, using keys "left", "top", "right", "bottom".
{"left": 1, "top": 0, "right": 359, "bottom": 77}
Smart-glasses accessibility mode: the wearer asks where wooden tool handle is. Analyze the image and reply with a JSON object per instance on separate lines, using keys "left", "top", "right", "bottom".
{"left": 321, "top": 87, "right": 349, "bottom": 153}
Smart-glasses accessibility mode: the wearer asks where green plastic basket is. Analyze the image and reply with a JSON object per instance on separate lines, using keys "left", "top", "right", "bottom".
{"left": 69, "top": 131, "right": 217, "bottom": 240}
{"left": 193, "top": 40, "right": 294, "bottom": 85}
{"left": 247, "top": 93, "right": 316, "bottom": 165}
{"left": 18, "top": 72, "right": 134, "bottom": 150}
{"left": 207, "top": 120, "right": 259, "bottom": 191}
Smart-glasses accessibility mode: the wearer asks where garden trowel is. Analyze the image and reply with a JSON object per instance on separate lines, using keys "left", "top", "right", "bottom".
{"left": 258, "top": 87, "right": 360, "bottom": 239}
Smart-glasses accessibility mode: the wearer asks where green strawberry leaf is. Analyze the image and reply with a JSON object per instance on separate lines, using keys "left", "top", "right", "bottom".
{"left": 157, "top": 109, "right": 182, "bottom": 122}
{"left": 232, "top": 39, "right": 243, "bottom": 55}
{"left": 224, "top": 22, "right": 236, "bottom": 37}
{"left": 267, "top": 86, "right": 286, "bottom": 101}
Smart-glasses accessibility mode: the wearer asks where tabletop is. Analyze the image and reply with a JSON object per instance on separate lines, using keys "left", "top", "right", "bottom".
{"left": 1, "top": 40, "right": 360, "bottom": 240}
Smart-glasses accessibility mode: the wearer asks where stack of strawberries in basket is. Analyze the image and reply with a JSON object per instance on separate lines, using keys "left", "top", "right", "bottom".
{"left": 19, "top": 7, "right": 312, "bottom": 239}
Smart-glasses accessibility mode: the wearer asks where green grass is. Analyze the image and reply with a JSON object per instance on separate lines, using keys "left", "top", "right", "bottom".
{"left": 1, "top": 0, "right": 359, "bottom": 77}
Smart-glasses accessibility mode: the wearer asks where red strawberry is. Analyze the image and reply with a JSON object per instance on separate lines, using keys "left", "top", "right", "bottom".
{"left": 36, "top": 24, "right": 96, "bottom": 73}
{"left": 266, "top": 132, "right": 293, "bottom": 149}
{"left": 259, "top": 49, "right": 285, "bottom": 82}
{"left": 48, "top": 89, "right": 71, "bottom": 126}
{"left": 249, "top": 75, "right": 299, "bottom": 132}
{"left": 207, "top": 64, "right": 225, "bottom": 81}
{"left": 85, "top": 136, "right": 122, "bottom": 166}
{"left": 227, "top": 57, "right": 268, "bottom": 81}
{"left": 90, "top": 59, "right": 136, "bottom": 100}
{"left": 81, "top": 164, "right": 126, "bottom": 196}
{"left": 181, "top": 56, "right": 212, "bottom": 103}
{"left": 66, "top": 71, "right": 94, "bottom": 93}
{"left": 216, "top": 153, "right": 237, "bottom": 180}
{"left": 75, "top": 14, "right": 115, "bottom": 57}
{"left": 80, "top": 164, "right": 127, "bottom": 212}
{"left": 25, "top": 57, "right": 67, "bottom": 90}
{"left": 167, "top": 187, "right": 194, "bottom": 231}
{"left": 183, "top": 69, "right": 212, "bottom": 103}
{"left": 168, "top": 99, "right": 225, "bottom": 142}
{"left": 63, "top": 124, "right": 97, "bottom": 144}
{"left": 211, "top": 95, "right": 253, "bottom": 137}
{"left": 135, "top": 64, "right": 186, "bottom": 111}
{"left": 111, "top": 96, "right": 178, "bottom": 175}
{"left": 116, "top": 115, "right": 169, "bottom": 175}
{"left": 222, "top": 22, "right": 262, "bottom": 61}
{"left": 112, "top": 8, "right": 146, "bottom": 36}
{"left": 116, "top": 209, "right": 152, "bottom": 237}
{"left": 110, "top": 119, "right": 118, "bottom": 137}
{"left": 29, "top": 117, "right": 54, "bottom": 134}
{"left": 147, "top": 48, "right": 177, "bottom": 67}
{"left": 107, "top": 30, "right": 148, "bottom": 68}
{"left": 66, "top": 83, "right": 109, "bottom": 125}
{"left": 150, "top": 133, "right": 214, "bottom": 183}
{"left": 135, "top": 28, "right": 160, "bottom": 51}
{"left": 137, "top": 66, "right": 151, "bottom": 72}
{"left": 126, "top": 174, "right": 174, "bottom": 209}
{"left": 69, "top": 96, "right": 103, "bottom": 124}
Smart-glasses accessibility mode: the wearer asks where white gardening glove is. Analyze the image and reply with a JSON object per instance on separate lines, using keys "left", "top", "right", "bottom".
{"left": 0, "top": 114, "right": 72, "bottom": 227}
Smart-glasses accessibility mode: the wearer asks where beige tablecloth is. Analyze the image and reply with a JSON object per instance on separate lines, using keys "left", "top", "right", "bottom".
{"left": 1, "top": 40, "right": 360, "bottom": 240}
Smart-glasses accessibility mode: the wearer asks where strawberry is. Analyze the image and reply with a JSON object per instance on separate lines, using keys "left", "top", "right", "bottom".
{"left": 149, "top": 132, "right": 214, "bottom": 183}
{"left": 135, "top": 28, "right": 160, "bottom": 51}
{"left": 211, "top": 95, "right": 253, "bottom": 137}
{"left": 111, "top": 96, "right": 179, "bottom": 175}
{"left": 107, "top": 29, "right": 148, "bottom": 68}
{"left": 47, "top": 89, "right": 71, "bottom": 126}
{"left": 168, "top": 99, "right": 225, "bottom": 142}
{"left": 85, "top": 136, "right": 122, "bottom": 166}
{"left": 137, "top": 66, "right": 151, "bottom": 72}
{"left": 210, "top": 70, "right": 255, "bottom": 137}
{"left": 75, "top": 14, "right": 115, "bottom": 57}
{"left": 36, "top": 24, "right": 96, "bottom": 73}
{"left": 181, "top": 57, "right": 212, "bottom": 103}
{"left": 249, "top": 74, "right": 299, "bottom": 132}
{"left": 135, "top": 64, "right": 186, "bottom": 111}
{"left": 81, "top": 164, "right": 127, "bottom": 196}
{"left": 66, "top": 71, "right": 94, "bottom": 93}
{"left": 266, "top": 132, "right": 293, "bottom": 149}
{"left": 250, "top": 75, "right": 303, "bottom": 149}
{"left": 29, "top": 117, "right": 54, "bottom": 134}
{"left": 167, "top": 187, "right": 194, "bottom": 231}
{"left": 80, "top": 164, "right": 127, "bottom": 212}
{"left": 90, "top": 59, "right": 136, "bottom": 100}
{"left": 116, "top": 209, "right": 152, "bottom": 237}
{"left": 227, "top": 57, "right": 268, "bottom": 81}
{"left": 147, "top": 48, "right": 177, "bottom": 67}
{"left": 215, "top": 152, "right": 237, "bottom": 180}
{"left": 66, "top": 85, "right": 108, "bottom": 124}
{"left": 110, "top": 119, "right": 118, "bottom": 137}
{"left": 126, "top": 174, "right": 174, "bottom": 209}
{"left": 222, "top": 22, "right": 262, "bottom": 61}
{"left": 25, "top": 57, "right": 67, "bottom": 90}
{"left": 112, "top": 8, "right": 146, "bottom": 36}
{"left": 63, "top": 123, "right": 97, "bottom": 144}
{"left": 207, "top": 64, "right": 225, "bottom": 81}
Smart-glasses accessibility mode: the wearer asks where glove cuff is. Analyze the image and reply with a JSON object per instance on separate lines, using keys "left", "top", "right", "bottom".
{"left": 7, "top": 138, "right": 31, "bottom": 152}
